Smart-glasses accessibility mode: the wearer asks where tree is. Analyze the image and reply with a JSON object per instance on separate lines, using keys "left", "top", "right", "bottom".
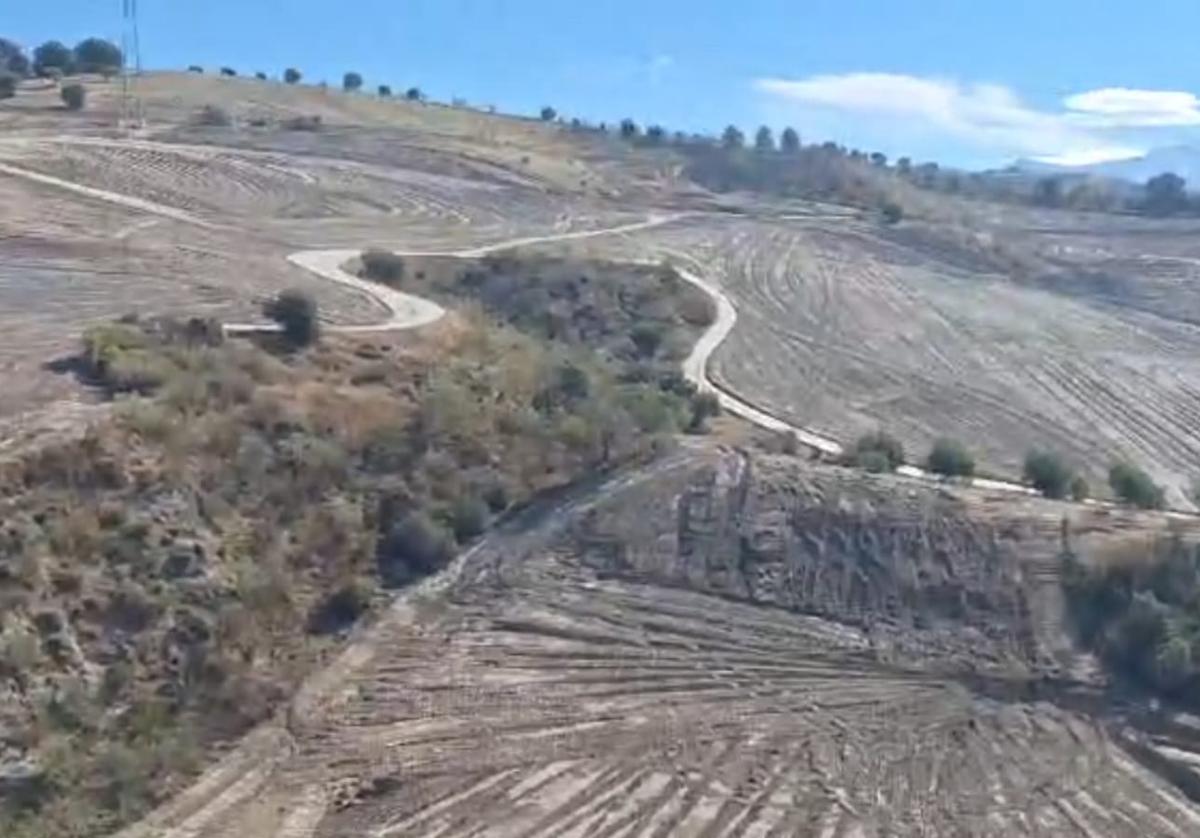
{"left": 187, "top": 65, "right": 204, "bottom": 74}
{"left": 60, "top": 83, "right": 85, "bottom": 111}
{"left": 644, "top": 124, "right": 666, "bottom": 145}
{"left": 896, "top": 156, "right": 912, "bottom": 175}
{"left": 377, "top": 512, "right": 454, "bottom": 586}
{"left": 254, "top": 71, "right": 267, "bottom": 80}
{"left": 754, "top": 125, "right": 774, "bottom": 153}
{"left": 619, "top": 118, "right": 639, "bottom": 139}
{"left": 284, "top": 67, "right": 302, "bottom": 84}
{"left": 1070, "top": 476, "right": 1090, "bottom": 501}
{"left": 540, "top": 105, "right": 556, "bottom": 121}
{"left": 780, "top": 127, "right": 800, "bottom": 153}
{"left": 630, "top": 323, "right": 664, "bottom": 358}
{"left": 870, "top": 151, "right": 888, "bottom": 167}
{"left": 405, "top": 87, "right": 422, "bottom": 101}
{"left": 361, "top": 249, "right": 405, "bottom": 284}
{"left": 343, "top": 71, "right": 363, "bottom": 92}
{"left": 33, "top": 41, "right": 73, "bottom": 76}
{"left": 0, "top": 39, "right": 29, "bottom": 76}
{"left": 1144, "top": 172, "right": 1188, "bottom": 216}
{"left": 687, "top": 392, "right": 721, "bottom": 433}
{"left": 926, "top": 438, "right": 975, "bottom": 478}
{"left": 721, "top": 125, "right": 745, "bottom": 150}
{"left": 847, "top": 432, "right": 905, "bottom": 472}
{"left": 220, "top": 67, "right": 237, "bottom": 77}
{"left": 263, "top": 289, "right": 319, "bottom": 347}
{"left": 0, "top": 73, "right": 15, "bottom": 100}
{"left": 1023, "top": 450, "right": 1073, "bottom": 499}
{"left": 73, "top": 38, "right": 122, "bottom": 74}
{"left": 1109, "top": 462, "right": 1164, "bottom": 509}
{"left": 378, "top": 84, "right": 391, "bottom": 97}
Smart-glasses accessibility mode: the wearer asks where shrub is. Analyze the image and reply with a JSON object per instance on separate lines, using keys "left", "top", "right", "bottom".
{"left": 283, "top": 113, "right": 322, "bottom": 131}
{"left": 378, "top": 84, "right": 392, "bottom": 97}
{"left": 405, "top": 87, "right": 422, "bottom": 101}
{"left": 881, "top": 201, "right": 904, "bottom": 224}
{"left": 73, "top": 38, "right": 122, "bottom": 74}
{"left": 926, "top": 438, "right": 974, "bottom": 478}
{"left": 307, "top": 581, "right": 372, "bottom": 634}
{"left": 343, "top": 71, "right": 363, "bottom": 91}
{"left": 360, "top": 249, "right": 405, "bottom": 284}
{"left": 195, "top": 104, "right": 231, "bottom": 126}
{"left": 220, "top": 66, "right": 237, "bottom": 77}
{"left": 377, "top": 512, "right": 454, "bottom": 586}
{"left": 284, "top": 67, "right": 301, "bottom": 84}
{"left": 60, "top": 82, "right": 85, "bottom": 110}
{"left": 262, "top": 289, "right": 319, "bottom": 347}
{"left": 1109, "top": 462, "right": 1164, "bottom": 509}
{"left": 630, "top": 323, "right": 664, "bottom": 358}
{"left": 187, "top": 65, "right": 204, "bottom": 73}
{"left": 254, "top": 71, "right": 267, "bottom": 80}
{"left": 448, "top": 495, "right": 488, "bottom": 541}
{"left": 1023, "top": 450, "right": 1073, "bottom": 499}
{"left": 0, "top": 73, "right": 15, "bottom": 100}
{"left": 687, "top": 391, "right": 721, "bottom": 433}
{"left": 1070, "top": 476, "right": 1090, "bottom": 501}
{"left": 540, "top": 106, "right": 556, "bottom": 121}
{"left": 848, "top": 431, "right": 905, "bottom": 472}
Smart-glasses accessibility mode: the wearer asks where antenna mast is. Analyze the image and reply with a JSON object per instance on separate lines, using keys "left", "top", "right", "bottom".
{"left": 120, "top": 0, "right": 143, "bottom": 130}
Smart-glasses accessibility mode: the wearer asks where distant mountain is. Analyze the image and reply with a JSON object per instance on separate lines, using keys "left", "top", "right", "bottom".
{"left": 1014, "top": 146, "right": 1200, "bottom": 187}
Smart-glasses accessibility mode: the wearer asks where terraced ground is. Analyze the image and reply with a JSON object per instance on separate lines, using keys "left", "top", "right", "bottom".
{"left": 6, "top": 72, "right": 1200, "bottom": 835}
{"left": 117, "top": 446, "right": 1200, "bottom": 837}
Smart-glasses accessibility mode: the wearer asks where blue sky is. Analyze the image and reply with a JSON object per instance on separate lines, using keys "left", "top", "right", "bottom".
{"left": 7, "top": 0, "right": 1200, "bottom": 168}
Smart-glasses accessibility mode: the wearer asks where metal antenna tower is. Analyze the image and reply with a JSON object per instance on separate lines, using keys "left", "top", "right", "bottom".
{"left": 120, "top": 0, "right": 144, "bottom": 130}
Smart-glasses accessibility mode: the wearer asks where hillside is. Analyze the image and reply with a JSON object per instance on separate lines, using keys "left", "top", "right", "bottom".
{"left": 2, "top": 68, "right": 1200, "bottom": 836}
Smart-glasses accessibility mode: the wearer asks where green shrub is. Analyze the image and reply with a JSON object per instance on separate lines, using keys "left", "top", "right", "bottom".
{"left": 254, "top": 71, "right": 267, "bottom": 80}
{"left": 687, "top": 391, "right": 721, "bottom": 433}
{"left": 361, "top": 249, "right": 405, "bottom": 284}
{"left": 1023, "top": 450, "right": 1073, "bottom": 499}
{"left": 284, "top": 67, "right": 301, "bottom": 84}
{"left": 449, "top": 495, "right": 488, "bottom": 541}
{"left": 1109, "top": 462, "right": 1164, "bottom": 509}
{"left": 60, "top": 82, "right": 85, "bottom": 111}
{"left": 282, "top": 113, "right": 322, "bottom": 131}
{"left": 378, "top": 84, "right": 392, "bottom": 97}
{"left": 377, "top": 511, "right": 454, "bottom": 586}
{"left": 405, "top": 87, "right": 422, "bottom": 101}
{"left": 925, "top": 438, "right": 974, "bottom": 478}
{"left": 881, "top": 201, "right": 903, "bottom": 224}
{"left": 195, "top": 104, "right": 231, "bottom": 126}
{"left": 307, "top": 581, "right": 372, "bottom": 634}
{"left": 343, "top": 71, "right": 363, "bottom": 91}
{"left": 187, "top": 65, "right": 204, "bottom": 73}
{"left": 219, "top": 67, "right": 237, "bottom": 77}
{"left": 630, "top": 323, "right": 665, "bottom": 358}
{"left": 263, "top": 289, "right": 319, "bottom": 347}
{"left": 847, "top": 431, "right": 905, "bottom": 472}
{"left": 0, "top": 73, "right": 16, "bottom": 100}
{"left": 540, "top": 106, "right": 557, "bottom": 121}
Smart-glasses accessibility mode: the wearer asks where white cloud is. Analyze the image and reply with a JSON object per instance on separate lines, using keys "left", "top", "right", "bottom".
{"left": 1063, "top": 87, "right": 1200, "bottom": 127}
{"left": 753, "top": 72, "right": 1195, "bottom": 165}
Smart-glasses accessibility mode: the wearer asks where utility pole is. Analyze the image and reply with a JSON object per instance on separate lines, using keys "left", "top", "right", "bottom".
{"left": 120, "top": 0, "right": 144, "bottom": 130}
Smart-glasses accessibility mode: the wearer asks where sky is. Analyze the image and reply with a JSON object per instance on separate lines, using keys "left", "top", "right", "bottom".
{"left": 7, "top": 0, "right": 1200, "bottom": 169}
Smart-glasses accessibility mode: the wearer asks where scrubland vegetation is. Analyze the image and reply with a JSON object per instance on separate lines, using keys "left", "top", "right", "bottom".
{"left": 0, "top": 261, "right": 707, "bottom": 834}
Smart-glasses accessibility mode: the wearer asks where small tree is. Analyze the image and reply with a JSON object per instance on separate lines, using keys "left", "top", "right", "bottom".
{"left": 33, "top": 41, "right": 73, "bottom": 77}
{"left": 219, "top": 67, "right": 237, "bottom": 77}
{"left": 1109, "top": 462, "right": 1164, "bottom": 509}
{"left": 540, "top": 105, "right": 556, "bottom": 121}
{"left": 754, "top": 125, "right": 774, "bottom": 153}
{"left": 721, "top": 125, "right": 745, "bottom": 150}
{"left": 0, "top": 73, "right": 15, "bottom": 100}
{"left": 870, "top": 151, "right": 888, "bottom": 167}
{"left": 848, "top": 431, "right": 905, "bottom": 472}
{"left": 187, "top": 65, "right": 204, "bottom": 73}
{"left": 630, "top": 323, "right": 664, "bottom": 358}
{"left": 360, "top": 249, "right": 405, "bottom": 284}
{"left": 780, "top": 127, "right": 800, "bottom": 153}
{"left": 60, "top": 83, "right": 86, "bottom": 111}
{"left": 926, "top": 438, "right": 975, "bottom": 478}
{"left": 377, "top": 511, "right": 454, "bottom": 586}
{"left": 72, "top": 38, "right": 122, "bottom": 74}
{"left": 0, "top": 39, "right": 29, "bottom": 77}
{"left": 405, "top": 87, "right": 422, "bottom": 101}
{"left": 687, "top": 392, "right": 721, "bottom": 433}
{"left": 448, "top": 495, "right": 488, "bottom": 541}
{"left": 643, "top": 124, "right": 666, "bottom": 145}
{"left": 1070, "top": 476, "right": 1090, "bottom": 501}
{"left": 378, "top": 84, "right": 392, "bottom": 97}
{"left": 619, "top": 118, "right": 639, "bottom": 139}
{"left": 1023, "top": 450, "right": 1073, "bottom": 499}
{"left": 254, "top": 71, "right": 267, "bottom": 80}
{"left": 1144, "top": 172, "right": 1188, "bottom": 217}
{"left": 263, "top": 289, "right": 319, "bottom": 347}
{"left": 881, "top": 202, "right": 903, "bottom": 224}
{"left": 896, "top": 156, "right": 912, "bottom": 175}
{"left": 284, "top": 67, "right": 301, "bottom": 84}
{"left": 343, "top": 71, "right": 363, "bottom": 92}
